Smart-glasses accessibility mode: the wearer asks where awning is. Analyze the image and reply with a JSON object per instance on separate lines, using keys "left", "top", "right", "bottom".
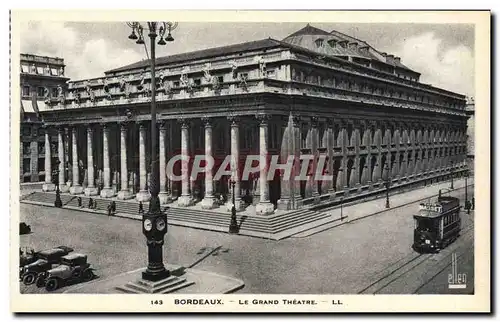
{"left": 37, "top": 100, "right": 48, "bottom": 112}
{"left": 21, "top": 100, "right": 34, "bottom": 113}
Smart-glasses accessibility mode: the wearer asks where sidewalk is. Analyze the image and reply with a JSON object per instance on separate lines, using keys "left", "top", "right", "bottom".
{"left": 291, "top": 178, "right": 473, "bottom": 238}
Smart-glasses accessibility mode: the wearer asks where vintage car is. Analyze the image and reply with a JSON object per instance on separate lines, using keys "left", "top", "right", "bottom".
{"left": 20, "top": 222, "right": 31, "bottom": 235}
{"left": 20, "top": 246, "right": 75, "bottom": 285}
{"left": 19, "top": 247, "right": 36, "bottom": 267}
{"left": 37, "top": 253, "right": 95, "bottom": 291}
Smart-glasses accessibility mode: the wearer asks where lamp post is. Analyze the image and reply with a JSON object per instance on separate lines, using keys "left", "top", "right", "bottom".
{"left": 127, "top": 21, "right": 178, "bottom": 282}
{"left": 450, "top": 161, "right": 454, "bottom": 190}
{"left": 229, "top": 180, "right": 239, "bottom": 234}
{"left": 53, "top": 159, "right": 62, "bottom": 208}
{"left": 464, "top": 169, "right": 469, "bottom": 213}
{"left": 340, "top": 197, "right": 344, "bottom": 221}
{"left": 383, "top": 162, "right": 391, "bottom": 209}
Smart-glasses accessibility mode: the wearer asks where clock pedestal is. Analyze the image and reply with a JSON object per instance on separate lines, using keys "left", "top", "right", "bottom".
{"left": 116, "top": 274, "right": 195, "bottom": 294}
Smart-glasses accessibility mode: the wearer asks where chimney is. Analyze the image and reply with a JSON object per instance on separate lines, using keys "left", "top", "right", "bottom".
{"left": 394, "top": 56, "right": 401, "bottom": 63}
{"left": 387, "top": 54, "right": 394, "bottom": 60}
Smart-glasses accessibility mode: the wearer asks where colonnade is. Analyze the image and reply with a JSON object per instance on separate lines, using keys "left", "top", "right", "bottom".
{"left": 40, "top": 114, "right": 468, "bottom": 215}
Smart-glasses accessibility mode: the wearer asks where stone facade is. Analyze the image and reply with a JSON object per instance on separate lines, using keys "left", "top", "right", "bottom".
{"left": 35, "top": 25, "right": 469, "bottom": 214}
{"left": 20, "top": 53, "right": 69, "bottom": 183}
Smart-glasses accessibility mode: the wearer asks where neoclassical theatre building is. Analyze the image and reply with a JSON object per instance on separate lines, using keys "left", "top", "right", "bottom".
{"left": 35, "top": 25, "right": 469, "bottom": 216}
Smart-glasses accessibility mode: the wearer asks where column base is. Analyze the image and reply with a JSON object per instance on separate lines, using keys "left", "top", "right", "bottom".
{"left": 69, "top": 185, "right": 83, "bottom": 195}
{"left": 225, "top": 198, "right": 244, "bottom": 212}
{"left": 60, "top": 184, "right": 70, "bottom": 193}
{"left": 42, "top": 183, "right": 55, "bottom": 192}
{"left": 84, "top": 186, "right": 99, "bottom": 196}
{"left": 136, "top": 190, "right": 151, "bottom": 202}
{"left": 100, "top": 188, "right": 115, "bottom": 198}
{"left": 117, "top": 189, "right": 134, "bottom": 200}
{"left": 159, "top": 192, "right": 173, "bottom": 204}
{"left": 277, "top": 198, "right": 292, "bottom": 210}
{"left": 255, "top": 201, "right": 275, "bottom": 215}
{"left": 177, "top": 195, "right": 194, "bottom": 207}
{"left": 200, "top": 196, "right": 217, "bottom": 209}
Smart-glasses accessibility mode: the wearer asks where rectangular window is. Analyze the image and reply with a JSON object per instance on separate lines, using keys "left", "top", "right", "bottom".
{"left": 173, "top": 81, "right": 180, "bottom": 88}
{"left": 194, "top": 78, "right": 201, "bottom": 87}
{"left": 23, "top": 142, "right": 31, "bottom": 155}
{"left": 217, "top": 76, "right": 224, "bottom": 84}
{"left": 21, "top": 65, "right": 28, "bottom": 73}
{"left": 23, "top": 159, "right": 31, "bottom": 173}
{"left": 51, "top": 87, "right": 58, "bottom": 98}
{"left": 38, "top": 158, "right": 45, "bottom": 172}
{"left": 22, "top": 86, "right": 30, "bottom": 97}
{"left": 37, "top": 87, "right": 45, "bottom": 97}
{"left": 266, "top": 69, "right": 276, "bottom": 78}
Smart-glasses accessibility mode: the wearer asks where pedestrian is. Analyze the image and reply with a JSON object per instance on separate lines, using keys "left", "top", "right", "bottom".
{"left": 88, "top": 198, "right": 93, "bottom": 209}
{"left": 111, "top": 201, "right": 116, "bottom": 213}
{"left": 77, "top": 197, "right": 82, "bottom": 208}
{"left": 471, "top": 197, "right": 475, "bottom": 210}
{"left": 139, "top": 201, "right": 144, "bottom": 214}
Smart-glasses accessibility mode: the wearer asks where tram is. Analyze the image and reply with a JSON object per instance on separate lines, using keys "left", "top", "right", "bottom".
{"left": 412, "top": 195, "right": 461, "bottom": 253}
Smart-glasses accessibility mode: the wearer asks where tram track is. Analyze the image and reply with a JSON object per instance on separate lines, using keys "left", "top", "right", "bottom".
{"left": 358, "top": 223, "right": 474, "bottom": 294}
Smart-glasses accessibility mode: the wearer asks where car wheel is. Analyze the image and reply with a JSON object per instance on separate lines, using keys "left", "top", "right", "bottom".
{"left": 45, "top": 278, "right": 59, "bottom": 292}
{"left": 82, "top": 269, "right": 94, "bottom": 282}
{"left": 35, "top": 276, "right": 45, "bottom": 288}
{"left": 22, "top": 273, "right": 36, "bottom": 285}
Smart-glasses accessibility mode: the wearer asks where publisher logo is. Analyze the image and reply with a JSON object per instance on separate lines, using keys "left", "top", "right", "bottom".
{"left": 448, "top": 252, "right": 466, "bottom": 289}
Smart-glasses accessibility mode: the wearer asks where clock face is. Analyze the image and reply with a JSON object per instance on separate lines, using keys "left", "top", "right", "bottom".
{"left": 143, "top": 219, "right": 152, "bottom": 231}
{"left": 156, "top": 218, "right": 166, "bottom": 231}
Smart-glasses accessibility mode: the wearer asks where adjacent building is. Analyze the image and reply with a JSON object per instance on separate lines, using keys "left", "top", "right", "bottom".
{"left": 32, "top": 25, "right": 469, "bottom": 215}
{"left": 465, "top": 97, "right": 475, "bottom": 173}
{"left": 20, "top": 54, "right": 69, "bottom": 183}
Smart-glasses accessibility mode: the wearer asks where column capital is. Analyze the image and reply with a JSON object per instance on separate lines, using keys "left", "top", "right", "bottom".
{"left": 201, "top": 116, "right": 212, "bottom": 128}
{"left": 101, "top": 123, "right": 110, "bottom": 132}
{"left": 326, "top": 118, "right": 335, "bottom": 129}
{"left": 137, "top": 121, "right": 147, "bottom": 130}
{"left": 310, "top": 116, "right": 319, "bottom": 128}
{"left": 159, "top": 119, "right": 168, "bottom": 130}
{"left": 86, "top": 125, "right": 94, "bottom": 134}
{"left": 177, "top": 118, "right": 191, "bottom": 129}
{"left": 227, "top": 115, "right": 240, "bottom": 126}
{"left": 255, "top": 113, "right": 271, "bottom": 125}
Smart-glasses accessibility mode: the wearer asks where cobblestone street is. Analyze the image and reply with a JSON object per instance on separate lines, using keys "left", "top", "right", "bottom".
{"left": 19, "top": 184, "right": 474, "bottom": 294}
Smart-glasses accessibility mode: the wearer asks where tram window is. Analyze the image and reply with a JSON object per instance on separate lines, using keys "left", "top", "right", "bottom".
{"left": 417, "top": 218, "right": 433, "bottom": 231}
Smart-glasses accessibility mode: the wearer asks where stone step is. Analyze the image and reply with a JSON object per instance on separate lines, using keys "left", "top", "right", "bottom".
{"left": 115, "top": 277, "right": 195, "bottom": 294}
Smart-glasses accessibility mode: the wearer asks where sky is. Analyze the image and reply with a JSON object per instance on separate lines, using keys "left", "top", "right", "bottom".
{"left": 19, "top": 21, "right": 475, "bottom": 97}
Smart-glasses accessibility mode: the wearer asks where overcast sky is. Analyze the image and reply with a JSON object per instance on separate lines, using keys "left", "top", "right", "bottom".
{"left": 20, "top": 22, "right": 475, "bottom": 97}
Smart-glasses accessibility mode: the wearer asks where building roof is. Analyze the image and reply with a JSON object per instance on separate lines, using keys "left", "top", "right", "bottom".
{"left": 106, "top": 24, "right": 418, "bottom": 77}
{"left": 106, "top": 38, "right": 285, "bottom": 74}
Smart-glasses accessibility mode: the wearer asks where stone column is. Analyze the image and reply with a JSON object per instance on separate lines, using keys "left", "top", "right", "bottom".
{"left": 292, "top": 115, "right": 303, "bottom": 207}
{"left": 200, "top": 117, "right": 216, "bottom": 209}
{"left": 178, "top": 119, "right": 193, "bottom": 207}
{"left": 69, "top": 127, "right": 83, "bottom": 195}
{"left": 323, "top": 119, "right": 335, "bottom": 194}
{"left": 100, "top": 124, "right": 114, "bottom": 198}
{"left": 117, "top": 123, "right": 133, "bottom": 200}
{"left": 277, "top": 114, "right": 293, "bottom": 210}
{"left": 84, "top": 126, "right": 98, "bottom": 196}
{"left": 42, "top": 126, "right": 55, "bottom": 191}
{"left": 64, "top": 127, "right": 70, "bottom": 186}
{"left": 57, "top": 127, "right": 69, "bottom": 192}
{"left": 159, "top": 121, "right": 172, "bottom": 204}
{"left": 310, "top": 117, "right": 320, "bottom": 200}
{"left": 255, "top": 114, "right": 274, "bottom": 215}
{"left": 226, "top": 116, "right": 244, "bottom": 211}
{"left": 136, "top": 122, "right": 150, "bottom": 201}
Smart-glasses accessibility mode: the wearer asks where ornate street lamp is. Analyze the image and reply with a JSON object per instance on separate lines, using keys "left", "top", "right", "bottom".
{"left": 339, "top": 197, "right": 344, "bottom": 221}
{"left": 464, "top": 169, "right": 469, "bottom": 214}
{"left": 229, "top": 180, "right": 239, "bottom": 234}
{"left": 383, "top": 162, "right": 391, "bottom": 209}
{"left": 450, "top": 161, "right": 454, "bottom": 190}
{"left": 126, "top": 21, "right": 178, "bottom": 282}
{"left": 53, "top": 159, "right": 62, "bottom": 208}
